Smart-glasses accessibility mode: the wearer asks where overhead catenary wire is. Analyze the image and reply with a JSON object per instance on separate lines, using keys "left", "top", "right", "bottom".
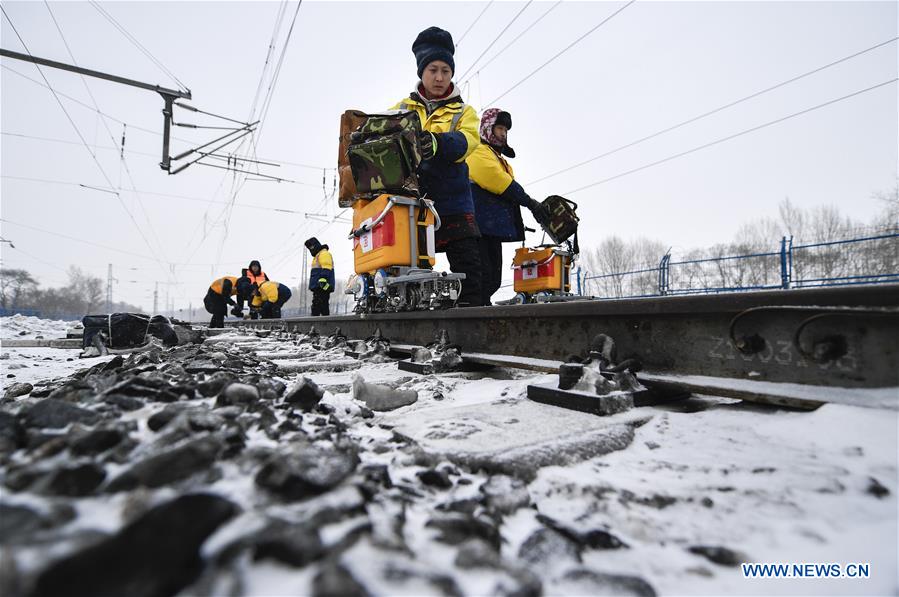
{"left": 1, "top": 64, "right": 193, "bottom": 141}
{"left": 43, "top": 0, "right": 173, "bottom": 271}
{"left": 1, "top": 174, "right": 308, "bottom": 214}
{"left": 208, "top": 0, "right": 304, "bottom": 271}
{"left": 460, "top": 0, "right": 563, "bottom": 87}
{"left": 202, "top": 1, "right": 301, "bottom": 257}
{"left": 0, "top": 218, "right": 162, "bottom": 262}
{"left": 1, "top": 66, "right": 331, "bottom": 169}
{"left": 247, "top": 0, "right": 289, "bottom": 124}
{"left": 248, "top": 0, "right": 303, "bottom": 149}
{"left": 562, "top": 78, "right": 898, "bottom": 195}
{"left": 174, "top": 102, "right": 254, "bottom": 126}
{"left": 1, "top": 4, "right": 170, "bottom": 272}
{"left": 194, "top": 160, "right": 297, "bottom": 183}
{"left": 0, "top": 218, "right": 250, "bottom": 271}
{"left": 529, "top": 35, "right": 899, "bottom": 186}
{"left": 456, "top": 0, "right": 533, "bottom": 83}
{"left": 486, "top": 0, "right": 636, "bottom": 105}
{"left": 5, "top": 243, "right": 70, "bottom": 274}
{"left": 456, "top": 1, "right": 494, "bottom": 49}
{"left": 1, "top": 131, "right": 330, "bottom": 177}
{"left": 88, "top": 0, "right": 189, "bottom": 92}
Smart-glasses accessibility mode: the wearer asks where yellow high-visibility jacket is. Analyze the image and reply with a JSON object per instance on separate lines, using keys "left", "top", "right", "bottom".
{"left": 209, "top": 276, "right": 238, "bottom": 296}
{"left": 251, "top": 280, "right": 281, "bottom": 308}
{"left": 390, "top": 84, "right": 479, "bottom": 216}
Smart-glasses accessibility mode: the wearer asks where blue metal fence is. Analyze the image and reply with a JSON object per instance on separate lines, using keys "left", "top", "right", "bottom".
{"left": 579, "top": 232, "right": 899, "bottom": 299}
{"left": 0, "top": 308, "right": 42, "bottom": 318}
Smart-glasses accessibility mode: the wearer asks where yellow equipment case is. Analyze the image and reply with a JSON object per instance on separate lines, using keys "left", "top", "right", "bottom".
{"left": 352, "top": 194, "right": 436, "bottom": 274}
{"left": 512, "top": 246, "right": 574, "bottom": 295}
{"left": 340, "top": 109, "right": 465, "bottom": 312}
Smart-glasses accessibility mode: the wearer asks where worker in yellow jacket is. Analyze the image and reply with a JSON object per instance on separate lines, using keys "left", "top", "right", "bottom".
{"left": 467, "top": 108, "right": 549, "bottom": 304}
{"left": 305, "top": 237, "right": 334, "bottom": 316}
{"left": 389, "top": 26, "right": 483, "bottom": 306}
{"left": 249, "top": 279, "right": 292, "bottom": 319}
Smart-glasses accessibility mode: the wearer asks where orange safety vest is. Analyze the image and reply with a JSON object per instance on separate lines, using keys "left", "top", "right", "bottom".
{"left": 210, "top": 276, "right": 238, "bottom": 296}
{"left": 246, "top": 270, "right": 268, "bottom": 286}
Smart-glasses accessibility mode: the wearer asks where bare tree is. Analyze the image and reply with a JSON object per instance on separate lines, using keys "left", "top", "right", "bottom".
{"left": 66, "top": 267, "right": 105, "bottom": 315}
{"left": 576, "top": 192, "right": 896, "bottom": 296}
{"left": 0, "top": 268, "right": 38, "bottom": 310}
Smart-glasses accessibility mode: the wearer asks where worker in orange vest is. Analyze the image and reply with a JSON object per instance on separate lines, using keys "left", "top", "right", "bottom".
{"left": 242, "top": 260, "right": 269, "bottom": 286}
{"left": 204, "top": 276, "right": 252, "bottom": 328}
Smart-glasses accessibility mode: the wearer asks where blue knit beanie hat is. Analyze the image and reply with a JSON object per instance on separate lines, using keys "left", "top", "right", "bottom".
{"left": 413, "top": 26, "right": 455, "bottom": 78}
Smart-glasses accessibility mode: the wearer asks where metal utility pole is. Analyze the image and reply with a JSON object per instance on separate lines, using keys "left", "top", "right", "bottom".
{"left": 106, "top": 263, "right": 114, "bottom": 313}
{"left": 153, "top": 282, "right": 159, "bottom": 314}
{"left": 300, "top": 247, "right": 308, "bottom": 315}
{"left": 0, "top": 48, "right": 190, "bottom": 172}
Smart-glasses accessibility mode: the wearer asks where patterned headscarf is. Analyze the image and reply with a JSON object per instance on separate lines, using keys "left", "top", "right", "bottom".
{"left": 479, "top": 108, "right": 515, "bottom": 158}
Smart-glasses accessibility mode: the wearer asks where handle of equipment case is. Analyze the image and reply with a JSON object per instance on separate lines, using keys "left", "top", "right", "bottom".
{"left": 421, "top": 198, "right": 441, "bottom": 231}
{"left": 348, "top": 196, "right": 396, "bottom": 239}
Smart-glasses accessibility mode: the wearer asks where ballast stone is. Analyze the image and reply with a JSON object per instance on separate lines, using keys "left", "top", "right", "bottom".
{"left": 352, "top": 374, "right": 418, "bottom": 411}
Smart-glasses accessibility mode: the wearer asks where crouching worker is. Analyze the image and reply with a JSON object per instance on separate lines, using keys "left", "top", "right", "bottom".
{"left": 305, "top": 236, "right": 334, "bottom": 316}
{"left": 250, "top": 280, "right": 292, "bottom": 319}
{"left": 204, "top": 275, "right": 252, "bottom": 328}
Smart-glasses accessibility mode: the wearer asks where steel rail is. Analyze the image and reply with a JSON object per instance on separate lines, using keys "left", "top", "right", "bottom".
{"left": 225, "top": 284, "right": 899, "bottom": 389}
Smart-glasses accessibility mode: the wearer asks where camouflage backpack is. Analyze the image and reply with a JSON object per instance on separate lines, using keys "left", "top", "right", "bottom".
{"left": 345, "top": 110, "right": 423, "bottom": 200}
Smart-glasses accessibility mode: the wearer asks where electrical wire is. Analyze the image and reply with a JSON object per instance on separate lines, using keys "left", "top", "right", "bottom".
{"left": 210, "top": 0, "right": 303, "bottom": 270}
{"left": 563, "top": 78, "right": 898, "bottom": 195}
{"left": 456, "top": 1, "right": 494, "bottom": 49}
{"left": 529, "top": 35, "right": 899, "bottom": 186}
{"left": 248, "top": 0, "right": 288, "bottom": 123}
{"left": 457, "top": 1, "right": 532, "bottom": 83}
{"left": 461, "top": 0, "right": 562, "bottom": 86}
{"left": 0, "top": 218, "right": 161, "bottom": 261}
{"left": 1, "top": 4, "right": 169, "bottom": 272}
{"left": 89, "top": 0, "right": 189, "bottom": 92}
{"left": 1, "top": 64, "right": 192, "bottom": 141}
{"left": 1, "top": 174, "right": 307, "bottom": 214}
{"left": 486, "top": 0, "right": 636, "bottom": 105}
{"left": 44, "top": 0, "right": 172, "bottom": 268}
{"left": 1, "top": 131, "right": 330, "bottom": 178}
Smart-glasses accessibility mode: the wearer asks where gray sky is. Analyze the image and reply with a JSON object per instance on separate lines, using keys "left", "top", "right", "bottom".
{"left": 1, "top": 1, "right": 896, "bottom": 311}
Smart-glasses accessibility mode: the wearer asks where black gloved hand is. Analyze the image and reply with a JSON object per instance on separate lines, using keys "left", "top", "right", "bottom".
{"left": 231, "top": 307, "right": 243, "bottom": 318}
{"left": 526, "top": 198, "right": 550, "bottom": 226}
{"left": 318, "top": 278, "right": 331, "bottom": 291}
{"left": 419, "top": 132, "right": 437, "bottom": 160}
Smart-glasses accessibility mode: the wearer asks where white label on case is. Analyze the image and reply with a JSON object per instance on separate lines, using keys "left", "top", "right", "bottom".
{"left": 359, "top": 218, "right": 373, "bottom": 253}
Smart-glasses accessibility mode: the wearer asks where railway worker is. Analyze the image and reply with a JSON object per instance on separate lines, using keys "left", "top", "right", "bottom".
{"left": 204, "top": 275, "right": 252, "bottom": 328}
{"left": 242, "top": 260, "right": 269, "bottom": 287}
{"left": 305, "top": 237, "right": 334, "bottom": 316}
{"left": 249, "top": 279, "right": 292, "bottom": 319}
{"left": 390, "top": 26, "right": 484, "bottom": 307}
{"left": 467, "top": 108, "right": 549, "bottom": 305}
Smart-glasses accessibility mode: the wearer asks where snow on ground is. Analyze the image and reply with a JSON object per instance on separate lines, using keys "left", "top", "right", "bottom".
{"left": 1, "top": 317, "right": 897, "bottom": 596}
{"left": 0, "top": 314, "right": 79, "bottom": 339}
{"left": 1, "top": 315, "right": 111, "bottom": 393}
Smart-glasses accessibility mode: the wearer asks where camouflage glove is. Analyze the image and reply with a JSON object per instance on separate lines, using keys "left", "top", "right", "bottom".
{"left": 318, "top": 278, "right": 331, "bottom": 291}
{"left": 419, "top": 132, "right": 437, "bottom": 160}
